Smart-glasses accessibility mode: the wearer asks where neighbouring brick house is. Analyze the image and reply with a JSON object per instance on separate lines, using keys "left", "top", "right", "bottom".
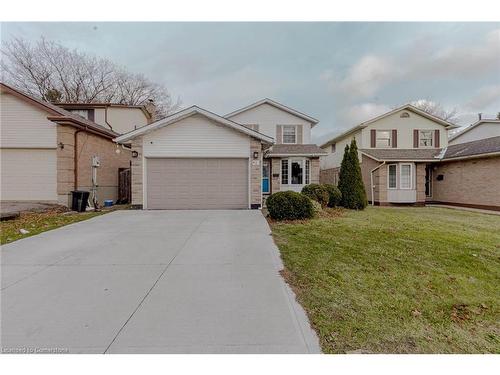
{"left": 115, "top": 99, "right": 326, "bottom": 209}
{"left": 0, "top": 82, "right": 135, "bottom": 206}
{"left": 432, "top": 136, "right": 500, "bottom": 210}
{"left": 320, "top": 104, "right": 500, "bottom": 211}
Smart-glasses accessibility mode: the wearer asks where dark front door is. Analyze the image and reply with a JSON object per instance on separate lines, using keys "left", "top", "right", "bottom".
{"left": 425, "top": 165, "right": 433, "bottom": 198}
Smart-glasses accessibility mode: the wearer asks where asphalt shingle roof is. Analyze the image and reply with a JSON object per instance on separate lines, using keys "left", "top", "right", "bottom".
{"left": 443, "top": 136, "right": 500, "bottom": 159}
{"left": 360, "top": 148, "right": 442, "bottom": 161}
{"left": 265, "top": 144, "right": 327, "bottom": 156}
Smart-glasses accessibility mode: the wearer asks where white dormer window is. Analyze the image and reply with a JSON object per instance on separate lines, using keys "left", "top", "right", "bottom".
{"left": 282, "top": 125, "right": 297, "bottom": 144}
{"left": 419, "top": 130, "right": 433, "bottom": 147}
{"left": 376, "top": 130, "right": 392, "bottom": 148}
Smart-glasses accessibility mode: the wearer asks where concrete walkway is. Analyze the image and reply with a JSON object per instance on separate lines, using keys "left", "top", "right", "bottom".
{"left": 1, "top": 210, "right": 320, "bottom": 354}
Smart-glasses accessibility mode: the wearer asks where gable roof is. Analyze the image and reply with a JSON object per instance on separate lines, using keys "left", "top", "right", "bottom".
{"left": 114, "top": 105, "right": 275, "bottom": 144}
{"left": 449, "top": 119, "right": 500, "bottom": 142}
{"left": 0, "top": 82, "right": 118, "bottom": 139}
{"left": 443, "top": 136, "right": 500, "bottom": 160}
{"left": 320, "top": 103, "right": 460, "bottom": 148}
{"left": 225, "top": 98, "right": 319, "bottom": 126}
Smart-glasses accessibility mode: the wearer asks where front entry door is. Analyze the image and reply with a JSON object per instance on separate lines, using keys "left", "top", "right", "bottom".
{"left": 262, "top": 160, "right": 270, "bottom": 194}
{"left": 425, "top": 165, "right": 433, "bottom": 198}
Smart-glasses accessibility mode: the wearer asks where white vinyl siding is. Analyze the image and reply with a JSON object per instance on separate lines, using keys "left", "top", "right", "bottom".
{"left": 226, "top": 103, "right": 313, "bottom": 143}
{"left": 0, "top": 149, "right": 57, "bottom": 201}
{"left": 0, "top": 92, "right": 57, "bottom": 148}
{"left": 143, "top": 114, "right": 251, "bottom": 158}
{"left": 361, "top": 109, "right": 449, "bottom": 149}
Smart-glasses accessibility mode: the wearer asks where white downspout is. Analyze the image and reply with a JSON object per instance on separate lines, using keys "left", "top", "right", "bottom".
{"left": 370, "top": 161, "right": 386, "bottom": 206}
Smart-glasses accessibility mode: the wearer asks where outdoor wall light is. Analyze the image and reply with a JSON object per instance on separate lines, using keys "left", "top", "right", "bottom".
{"left": 58, "top": 142, "right": 64, "bottom": 149}
{"left": 132, "top": 151, "right": 139, "bottom": 158}
{"left": 253, "top": 151, "right": 259, "bottom": 159}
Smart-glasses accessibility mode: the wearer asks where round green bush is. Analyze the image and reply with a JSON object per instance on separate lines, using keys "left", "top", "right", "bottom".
{"left": 266, "top": 191, "right": 314, "bottom": 220}
{"left": 310, "top": 199, "right": 322, "bottom": 217}
{"left": 324, "top": 184, "right": 342, "bottom": 207}
{"left": 301, "top": 184, "right": 329, "bottom": 207}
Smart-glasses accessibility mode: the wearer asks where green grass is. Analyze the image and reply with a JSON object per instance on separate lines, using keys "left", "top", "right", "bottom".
{"left": 1, "top": 208, "right": 112, "bottom": 245}
{"left": 270, "top": 207, "right": 500, "bottom": 353}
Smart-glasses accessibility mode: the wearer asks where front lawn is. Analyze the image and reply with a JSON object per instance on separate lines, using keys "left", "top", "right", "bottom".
{"left": 1, "top": 206, "right": 127, "bottom": 245}
{"left": 270, "top": 207, "right": 500, "bottom": 353}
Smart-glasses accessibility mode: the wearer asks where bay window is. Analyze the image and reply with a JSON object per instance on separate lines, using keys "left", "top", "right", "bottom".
{"left": 281, "top": 160, "right": 289, "bottom": 185}
{"left": 388, "top": 164, "right": 397, "bottom": 189}
{"left": 400, "top": 164, "right": 412, "bottom": 189}
{"left": 281, "top": 158, "right": 310, "bottom": 186}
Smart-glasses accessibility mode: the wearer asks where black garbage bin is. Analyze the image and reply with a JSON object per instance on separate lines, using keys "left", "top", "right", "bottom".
{"left": 71, "top": 190, "right": 90, "bottom": 212}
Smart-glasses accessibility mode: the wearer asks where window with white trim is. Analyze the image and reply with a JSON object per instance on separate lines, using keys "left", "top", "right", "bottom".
{"left": 376, "top": 130, "right": 392, "bottom": 148}
{"left": 419, "top": 130, "right": 433, "bottom": 147}
{"left": 282, "top": 125, "right": 297, "bottom": 144}
{"left": 388, "top": 164, "right": 397, "bottom": 189}
{"left": 400, "top": 164, "right": 412, "bottom": 189}
{"left": 281, "top": 160, "right": 289, "bottom": 184}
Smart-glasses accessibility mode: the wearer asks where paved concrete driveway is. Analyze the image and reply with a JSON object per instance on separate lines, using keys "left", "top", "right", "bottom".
{"left": 1, "top": 210, "right": 320, "bottom": 353}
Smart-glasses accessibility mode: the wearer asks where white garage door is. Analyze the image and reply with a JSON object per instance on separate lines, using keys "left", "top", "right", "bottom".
{"left": 0, "top": 148, "right": 57, "bottom": 201}
{"left": 146, "top": 158, "right": 248, "bottom": 209}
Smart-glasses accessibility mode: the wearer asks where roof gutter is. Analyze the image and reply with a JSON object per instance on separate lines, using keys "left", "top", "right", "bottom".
{"left": 47, "top": 116, "right": 116, "bottom": 139}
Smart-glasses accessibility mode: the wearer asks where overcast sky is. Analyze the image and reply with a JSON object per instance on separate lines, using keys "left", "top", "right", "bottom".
{"left": 1, "top": 22, "right": 499, "bottom": 142}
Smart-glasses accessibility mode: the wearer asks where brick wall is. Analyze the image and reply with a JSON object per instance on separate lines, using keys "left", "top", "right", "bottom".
{"left": 416, "top": 163, "right": 426, "bottom": 204}
{"left": 270, "top": 158, "right": 281, "bottom": 194}
{"left": 311, "top": 157, "right": 320, "bottom": 184}
{"left": 131, "top": 136, "right": 144, "bottom": 207}
{"left": 360, "top": 155, "right": 381, "bottom": 203}
{"left": 319, "top": 167, "right": 340, "bottom": 185}
{"left": 432, "top": 156, "right": 500, "bottom": 209}
{"left": 250, "top": 138, "right": 263, "bottom": 208}
{"left": 56, "top": 125, "right": 131, "bottom": 206}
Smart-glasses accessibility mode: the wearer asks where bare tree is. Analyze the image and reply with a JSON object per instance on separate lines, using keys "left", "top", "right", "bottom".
{"left": 410, "top": 99, "right": 459, "bottom": 124}
{"left": 1, "top": 37, "right": 180, "bottom": 118}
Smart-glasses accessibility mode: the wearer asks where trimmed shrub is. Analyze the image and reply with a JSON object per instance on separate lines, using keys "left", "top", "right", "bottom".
{"left": 338, "top": 138, "right": 368, "bottom": 209}
{"left": 266, "top": 191, "right": 314, "bottom": 220}
{"left": 301, "top": 184, "right": 329, "bottom": 207}
{"left": 310, "top": 199, "right": 322, "bottom": 217}
{"left": 324, "top": 184, "right": 342, "bottom": 207}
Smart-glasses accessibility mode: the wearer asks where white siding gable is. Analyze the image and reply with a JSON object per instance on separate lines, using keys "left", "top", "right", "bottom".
{"left": 143, "top": 114, "right": 251, "bottom": 158}
{"left": 449, "top": 122, "right": 500, "bottom": 145}
{"left": 320, "top": 130, "right": 362, "bottom": 170}
{"left": 227, "top": 103, "right": 312, "bottom": 143}
{"left": 361, "top": 109, "right": 449, "bottom": 149}
{"left": 0, "top": 92, "right": 57, "bottom": 148}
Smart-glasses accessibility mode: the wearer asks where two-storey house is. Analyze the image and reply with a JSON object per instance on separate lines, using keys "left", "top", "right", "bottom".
{"left": 320, "top": 104, "right": 459, "bottom": 206}
{"left": 115, "top": 98, "right": 325, "bottom": 210}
